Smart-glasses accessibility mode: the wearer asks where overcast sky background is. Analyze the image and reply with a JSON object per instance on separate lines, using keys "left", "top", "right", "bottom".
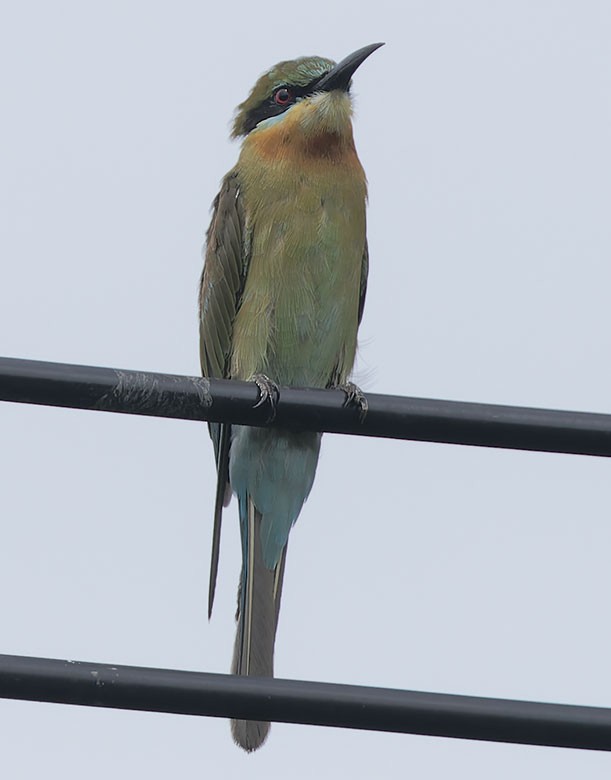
{"left": 1, "top": 1, "right": 611, "bottom": 777}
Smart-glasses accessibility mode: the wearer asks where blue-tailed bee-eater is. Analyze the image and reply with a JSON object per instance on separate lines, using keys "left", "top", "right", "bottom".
{"left": 199, "top": 42, "right": 383, "bottom": 751}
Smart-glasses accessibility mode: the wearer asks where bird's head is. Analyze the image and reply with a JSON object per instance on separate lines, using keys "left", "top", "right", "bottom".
{"left": 231, "top": 43, "right": 384, "bottom": 142}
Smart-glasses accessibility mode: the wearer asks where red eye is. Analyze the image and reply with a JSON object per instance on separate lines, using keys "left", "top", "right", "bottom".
{"left": 274, "top": 87, "right": 293, "bottom": 106}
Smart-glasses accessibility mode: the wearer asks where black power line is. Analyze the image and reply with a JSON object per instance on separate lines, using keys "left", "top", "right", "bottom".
{"left": 1, "top": 654, "right": 611, "bottom": 751}
{"left": 2, "top": 356, "right": 611, "bottom": 456}
{"left": 2, "top": 355, "right": 611, "bottom": 750}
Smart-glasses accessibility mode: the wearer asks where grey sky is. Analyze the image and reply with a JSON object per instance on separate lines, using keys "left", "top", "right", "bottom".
{"left": 1, "top": 1, "right": 611, "bottom": 777}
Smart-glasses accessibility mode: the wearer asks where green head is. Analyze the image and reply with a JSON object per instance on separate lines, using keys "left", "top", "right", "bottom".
{"left": 232, "top": 43, "right": 384, "bottom": 138}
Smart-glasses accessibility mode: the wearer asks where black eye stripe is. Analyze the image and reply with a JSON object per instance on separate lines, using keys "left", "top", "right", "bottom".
{"left": 242, "top": 72, "right": 330, "bottom": 135}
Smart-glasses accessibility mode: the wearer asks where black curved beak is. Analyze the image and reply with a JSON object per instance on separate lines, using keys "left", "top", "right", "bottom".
{"left": 315, "top": 42, "right": 385, "bottom": 93}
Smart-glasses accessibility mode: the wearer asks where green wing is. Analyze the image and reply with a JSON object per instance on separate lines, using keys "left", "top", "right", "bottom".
{"left": 199, "top": 170, "right": 247, "bottom": 380}
{"left": 327, "top": 240, "right": 370, "bottom": 388}
{"left": 199, "top": 170, "right": 248, "bottom": 617}
{"left": 357, "top": 239, "right": 369, "bottom": 325}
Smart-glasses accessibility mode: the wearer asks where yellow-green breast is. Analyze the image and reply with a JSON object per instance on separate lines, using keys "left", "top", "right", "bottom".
{"left": 229, "top": 112, "right": 367, "bottom": 388}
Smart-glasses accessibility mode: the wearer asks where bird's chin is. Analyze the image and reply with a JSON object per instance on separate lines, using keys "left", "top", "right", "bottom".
{"left": 298, "top": 91, "right": 354, "bottom": 137}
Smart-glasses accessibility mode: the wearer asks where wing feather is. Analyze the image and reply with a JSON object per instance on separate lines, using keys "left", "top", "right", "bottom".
{"left": 199, "top": 170, "right": 248, "bottom": 615}
{"left": 357, "top": 239, "right": 369, "bottom": 325}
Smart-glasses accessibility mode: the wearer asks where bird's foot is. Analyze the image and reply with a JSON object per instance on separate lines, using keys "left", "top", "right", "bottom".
{"left": 252, "top": 373, "right": 280, "bottom": 422}
{"left": 338, "top": 381, "right": 368, "bottom": 422}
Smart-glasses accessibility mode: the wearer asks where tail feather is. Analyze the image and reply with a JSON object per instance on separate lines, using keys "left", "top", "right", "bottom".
{"left": 231, "top": 496, "right": 287, "bottom": 752}
{"left": 208, "top": 423, "right": 231, "bottom": 619}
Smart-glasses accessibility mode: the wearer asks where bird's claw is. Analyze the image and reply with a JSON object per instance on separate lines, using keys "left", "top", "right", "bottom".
{"left": 252, "top": 373, "right": 280, "bottom": 422}
{"left": 340, "top": 381, "right": 368, "bottom": 422}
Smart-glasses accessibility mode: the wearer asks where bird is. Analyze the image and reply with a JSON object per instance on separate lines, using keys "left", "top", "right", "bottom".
{"left": 199, "top": 42, "right": 382, "bottom": 751}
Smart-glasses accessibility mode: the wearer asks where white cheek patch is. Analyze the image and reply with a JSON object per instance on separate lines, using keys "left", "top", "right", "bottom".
{"left": 254, "top": 103, "right": 298, "bottom": 132}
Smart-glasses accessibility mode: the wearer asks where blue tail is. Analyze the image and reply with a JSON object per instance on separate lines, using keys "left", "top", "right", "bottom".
{"left": 228, "top": 426, "right": 321, "bottom": 751}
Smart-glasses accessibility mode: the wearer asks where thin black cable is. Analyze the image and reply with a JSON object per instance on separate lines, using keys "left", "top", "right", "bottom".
{"left": 2, "top": 356, "right": 611, "bottom": 456}
{"left": 3, "top": 359, "right": 611, "bottom": 749}
{"left": 0, "top": 654, "right": 610, "bottom": 750}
